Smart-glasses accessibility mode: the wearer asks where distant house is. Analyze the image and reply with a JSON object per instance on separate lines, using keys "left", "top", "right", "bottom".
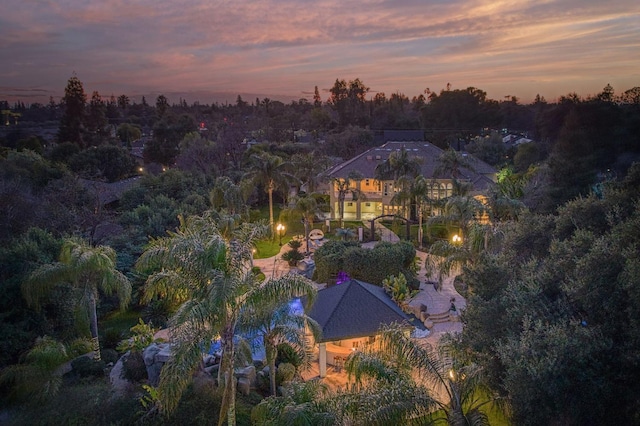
{"left": 306, "top": 279, "right": 412, "bottom": 377}
{"left": 503, "top": 134, "right": 533, "bottom": 146}
{"left": 324, "top": 141, "right": 496, "bottom": 221}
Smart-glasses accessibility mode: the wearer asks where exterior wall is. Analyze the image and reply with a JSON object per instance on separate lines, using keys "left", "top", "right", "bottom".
{"left": 329, "top": 177, "right": 460, "bottom": 221}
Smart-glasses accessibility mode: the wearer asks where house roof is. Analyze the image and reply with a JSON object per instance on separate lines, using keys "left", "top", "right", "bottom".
{"left": 306, "top": 279, "right": 411, "bottom": 342}
{"left": 325, "top": 141, "right": 496, "bottom": 186}
{"left": 79, "top": 176, "right": 140, "bottom": 205}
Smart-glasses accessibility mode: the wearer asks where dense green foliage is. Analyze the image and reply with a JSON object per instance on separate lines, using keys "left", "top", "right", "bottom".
{"left": 314, "top": 240, "right": 418, "bottom": 287}
{"left": 2, "top": 77, "right": 640, "bottom": 424}
{"left": 459, "top": 164, "right": 640, "bottom": 425}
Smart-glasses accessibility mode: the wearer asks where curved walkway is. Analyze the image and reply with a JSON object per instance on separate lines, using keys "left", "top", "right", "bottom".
{"left": 253, "top": 223, "right": 467, "bottom": 345}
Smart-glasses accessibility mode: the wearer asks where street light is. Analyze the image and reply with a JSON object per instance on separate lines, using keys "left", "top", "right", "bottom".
{"left": 276, "top": 223, "right": 285, "bottom": 246}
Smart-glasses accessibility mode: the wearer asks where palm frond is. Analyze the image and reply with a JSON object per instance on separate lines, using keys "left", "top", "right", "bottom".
{"left": 157, "top": 342, "right": 204, "bottom": 415}
{"left": 22, "top": 262, "right": 69, "bottom": 309}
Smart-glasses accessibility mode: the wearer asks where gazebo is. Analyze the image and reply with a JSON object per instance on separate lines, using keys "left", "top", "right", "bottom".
{"left": 306, "top": 278, "right": 412, "bottom": 377}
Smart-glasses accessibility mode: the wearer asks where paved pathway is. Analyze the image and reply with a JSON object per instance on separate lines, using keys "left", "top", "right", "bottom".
{"left": 254, "top": 222, "right": 466, "bottom": 346}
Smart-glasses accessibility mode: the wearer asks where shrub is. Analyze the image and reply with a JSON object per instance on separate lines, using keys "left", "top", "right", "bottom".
{"left": 68, "top": 338, "right": 93, "bottom": 358}
{"left": 383, "top": 273, "right": 418, "bottom": 311}
{"left": 101, "top": 348, "right": 119, "bottom": 365}
{"left": 276, "top": 362, "right": 296, "bottom": 385}
{"left": 142, "top": 299, "right": 172, "bottom": 329}
{"left": 117, "top": 319, "right": 157, "bottom": 353}
{"left": 70, "top": 356, "right": 106, "bottom": 378}
{"left": 100, "top": 328, "right": 123, "bottom": 351}
{"left": 315, "top": 240, "right": 419, "bottom": 286}
{"left": 281, "top": 239, "right": 304, "bottom": 266}
{"left": 287, "top": 239, "right": 303, "bottom": 250}
{"left": 276, "top": 343, "right": 302, "bottom": 368}
{"left": 121, "top": 351, "right": 148, "bottom": 382}
{"left": 314, "top": 240, "right": 360, "bottom": 283}
{"left": 281, "top": 248, "right": 304, "bottom": 266}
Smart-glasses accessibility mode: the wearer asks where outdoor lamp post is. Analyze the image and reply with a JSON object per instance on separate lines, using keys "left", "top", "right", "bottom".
{"left": 277, "top": 223, "right": 285, "bottom": 246}
{"left": 452, "top": 234, "right": 462, "bottom": 244}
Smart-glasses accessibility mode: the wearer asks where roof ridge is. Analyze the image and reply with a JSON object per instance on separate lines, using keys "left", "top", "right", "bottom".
{"left": 353, "top": 279, "right": 407, "bottom": 318}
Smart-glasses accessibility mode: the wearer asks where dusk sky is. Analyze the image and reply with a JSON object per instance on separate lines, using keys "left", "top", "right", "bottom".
{"left": 2, "top": 0, "right": 639, "bottom": 105}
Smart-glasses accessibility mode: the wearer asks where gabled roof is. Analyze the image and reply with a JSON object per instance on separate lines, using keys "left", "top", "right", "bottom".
{"left": 306, "top": 279, "right": 411, "bottom": 342}
{"left": 325, "top": 141, "right": 496, "bottom": 185}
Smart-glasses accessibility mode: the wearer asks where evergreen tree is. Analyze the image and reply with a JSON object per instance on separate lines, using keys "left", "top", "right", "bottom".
{"left": 57, "top": 76, "right": 87, "bottom": 147}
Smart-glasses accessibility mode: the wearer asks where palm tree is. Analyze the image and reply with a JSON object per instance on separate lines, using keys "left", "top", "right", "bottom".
{"left": 375, "top": 146, "right": 422, "bottom": 183}
{"left": 238, "top": 298, "right": 321, "bottom": 396}
{"left": 244, "top": 152, "right": 296, "bottom": 233}
{"left": 332, "top": 170, "right": 364, "bottom": 228}
{"left": 282, "top": 194, "right": 322, "bottom": 255}
{"left": 136, "top": 212, "right": 316, "bottom": 426}
{"left": 252, "top": 379, "right": 337, "bottom": 425}
{"left": 425, "top": 204, "right": 490, "bottom": 289}
{"left": 23, "top": 237, "right": 131, "bottom": 361}
{"left": 345, "top": 325, "right": 497, "bottom": 425}
{"left": 410, "top": 175, "right": 436, "bottom": 248}
{"left": 435, "top": 148, "right": 474, "bottom": 181}
{"left": 375, "top": 146, "right": 423, "bottom": 218}
{"left": 210, "top": 176, "right": 252, "bottom": 218}
{"left": 0, "top": 336, "right": 69, "bottom": 403}
{"left": 291, "top": 152, "right": 330, "bottom": 194}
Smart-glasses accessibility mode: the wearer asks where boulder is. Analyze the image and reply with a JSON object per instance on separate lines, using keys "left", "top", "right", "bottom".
{"left": 236, "top": 365, "right": 256, "bottom": 386}
{"left": 204, "top": 364, "right": 219, "bottom": 377}
{"left": 237, "top": 377, "right": 251, "bottom": 395}
{"left": 424, "top": 319, "right": 434, "bottom": 330}
{"left": 143, "top": 343, "right": 172, "bottom": 386}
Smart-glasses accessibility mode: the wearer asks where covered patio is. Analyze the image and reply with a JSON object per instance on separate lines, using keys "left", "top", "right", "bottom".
{"left": 305, "top": 278, "right": 412, "bottom": 378}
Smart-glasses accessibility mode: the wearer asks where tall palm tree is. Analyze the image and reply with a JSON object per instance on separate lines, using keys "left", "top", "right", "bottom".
{"left": 136, "top": 212, "right": 316, "bottom": 426}
{"left": 238, "top": 298, "right": 321, "bottom": 396}
{"left": 244, "top": 152, "right": 296, "bottom": 233}
{"left": 280, "top": 194, "right": 323, "bottom": 255}
{"left": 425, "top": 195, "right": 488, "bottom": 288}
{"left": 435, "top": 148, "right": 474, "bottom": 181}
{"left": 375, "top": 147, "right": 423, "bottom": 217}
{"left": 332, "top": 170, "right": 364, "bottom": 228}
{"left": 410, "top": 175, "right": 436, "bottom": 248}
{"left": 23, "top": 237, "right": 131, "bottom": 361}
{"left": 345, "top": 325, "right": 496, "bottom": 425}
{"left": 375, "top": 146, "right": 423, "bottom": 183}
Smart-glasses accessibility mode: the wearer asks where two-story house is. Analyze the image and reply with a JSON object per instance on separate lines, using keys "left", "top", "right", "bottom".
{"left": 325, "top": 141, "right": 496, "bottom": 221}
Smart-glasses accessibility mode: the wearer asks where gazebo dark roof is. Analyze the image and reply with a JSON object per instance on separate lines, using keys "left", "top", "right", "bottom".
{"left": 306, "top": 279, "right": 411, "bottom": 342}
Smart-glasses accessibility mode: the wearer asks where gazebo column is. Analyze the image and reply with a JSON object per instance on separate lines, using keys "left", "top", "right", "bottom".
{"left": 319, "top": 342, "right": 327, "bottom": 378}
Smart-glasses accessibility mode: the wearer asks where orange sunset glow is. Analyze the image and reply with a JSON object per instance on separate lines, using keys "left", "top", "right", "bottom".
{"left": 1, "top": 0, "right": 639, "bottom": 104}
